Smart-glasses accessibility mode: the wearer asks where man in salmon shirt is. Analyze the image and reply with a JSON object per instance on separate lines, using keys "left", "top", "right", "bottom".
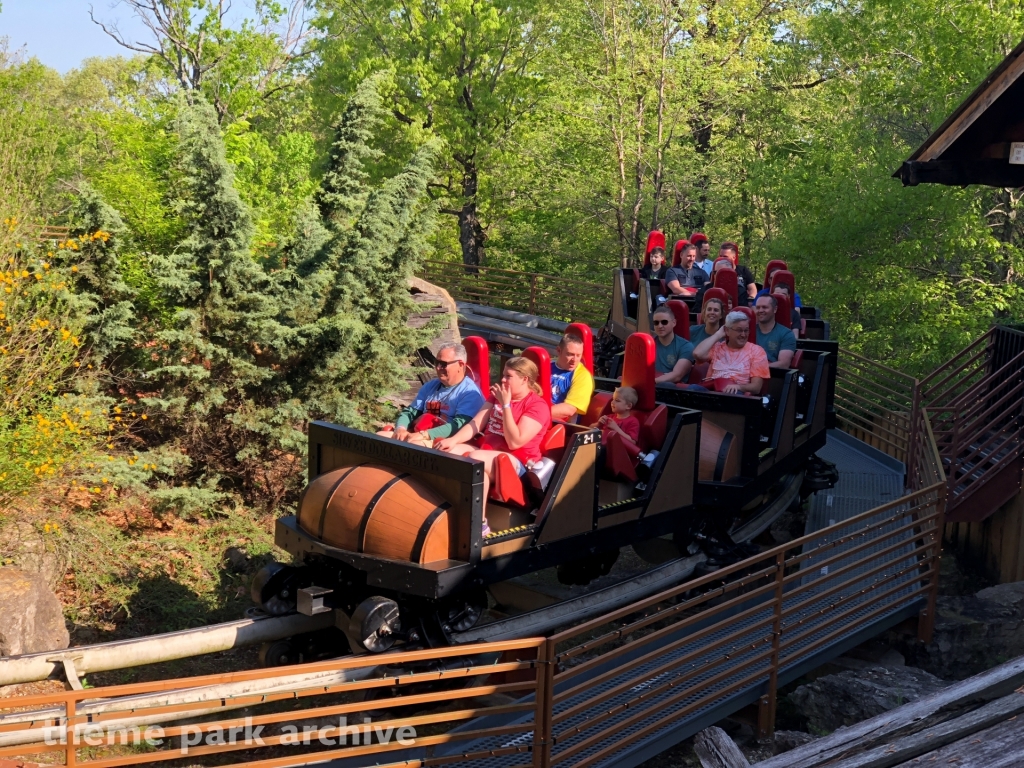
{"left": 690, "top": 311, "right": 770, "bottom": 396}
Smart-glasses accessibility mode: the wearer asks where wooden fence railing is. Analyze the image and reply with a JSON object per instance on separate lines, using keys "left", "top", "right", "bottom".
{"left": 418, "top": 260, "right": 610, "bottom": 327}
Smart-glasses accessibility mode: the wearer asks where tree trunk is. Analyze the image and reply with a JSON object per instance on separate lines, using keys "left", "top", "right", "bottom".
{"left": 457, "top": 159, "right": 486, "bottom": 267}
{"left": 690, "top": 111, "right": 713, "bottom": 232}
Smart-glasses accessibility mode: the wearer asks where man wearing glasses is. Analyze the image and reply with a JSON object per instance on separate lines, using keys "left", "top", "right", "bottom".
{"left": 377, "top": 342, "right": 485, "bottom": 447}
{"left": 691, "top": 311, "right": 770, "bottom": 395}
{"left": 651, "top": 305, "right": 694, "bottom": 385}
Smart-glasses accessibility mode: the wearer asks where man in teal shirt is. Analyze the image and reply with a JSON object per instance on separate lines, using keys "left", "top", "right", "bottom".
{"left": 754, "top": 295, "right": 797, "bottom": 368}
{"left": 651, "top": 305, "right": 694, "bottom": 384}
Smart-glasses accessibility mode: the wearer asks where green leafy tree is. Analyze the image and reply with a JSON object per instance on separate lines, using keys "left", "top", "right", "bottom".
{"left": 315, "top": 0, "right": 554, "bottom": 266}
{"left": 751, "top": 0, "right": 1024, "bottom": 371}
{"left": 91, "top": 0, "right": 314, "bottom": 123}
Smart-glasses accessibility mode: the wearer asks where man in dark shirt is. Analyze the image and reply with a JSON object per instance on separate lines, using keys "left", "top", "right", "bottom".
{"left": 719, "top": 242, "right": 758, "bottom": 304}
{"left": 665, "top": 243, "right": 706, "bottom": 296}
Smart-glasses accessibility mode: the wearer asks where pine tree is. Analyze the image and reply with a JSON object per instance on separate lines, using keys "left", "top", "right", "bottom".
{"left": 127, "top": 81, "right": 439, "bottom": 506}
{"left": 64, "top": 184, "right": 136, "bottom": 360}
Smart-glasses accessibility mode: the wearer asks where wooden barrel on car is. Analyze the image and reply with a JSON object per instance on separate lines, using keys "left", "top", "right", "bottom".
{"left": 699, "top": 421, "right": 741, "bottom": 482}
{"left": 297, "top": 464, "right": 451, "bottom": 564}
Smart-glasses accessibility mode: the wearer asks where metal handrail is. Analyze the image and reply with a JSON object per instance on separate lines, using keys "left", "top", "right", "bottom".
{"left": 918, "top": 328, "right": 995, "bottom": 401}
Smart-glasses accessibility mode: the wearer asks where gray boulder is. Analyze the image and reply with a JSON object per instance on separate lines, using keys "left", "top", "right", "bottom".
{"left": 1, "top": 521, "right": 62, "bottom": 586}
{"left": 787, "top": 665, "right": 948, "bottom": 734}
{"left": 0, "top": 567, "right": 69, "bottom": 656}
{"left": 893, "top": 581, "right": 1024, "bottom": 680}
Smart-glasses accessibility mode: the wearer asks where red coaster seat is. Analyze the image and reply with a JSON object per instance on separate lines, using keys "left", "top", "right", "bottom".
{"left": 764, "top": 259, "right": 788, "bottom": 286}
{"left": 770, "top": 269, "right": 796, "bottom": 298}
{"left": 565, "top": 322, "right": 595, "bottom": 374}
{"left": 665, "top": 300, "right": 691, "bottom": 340}
{"left": 671, "top": 239, "right": 690, "bottom": 267}
{"left": 463, "top": 336, "right": 490, "bottom": 392}
{"left": 688, "top": 361, "right": 710, "bottom": 385}
{"left": 712, "top": 269, "right": 740, "bottom": 310}
{"left": 699, "top": 287, "right": 732, "bottom": 319}
{"left": 773, "top": 294, "right": 793, "bottom": 329}
{"left": 645, "top": 230, "right": 666, "bottom": 258}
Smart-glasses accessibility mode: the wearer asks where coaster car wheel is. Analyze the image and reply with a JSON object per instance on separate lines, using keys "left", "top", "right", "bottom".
{"left": 251, "top": 562, "right": 305, "bottom": 616}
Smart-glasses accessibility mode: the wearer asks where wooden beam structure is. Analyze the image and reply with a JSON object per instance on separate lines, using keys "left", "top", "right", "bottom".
{"left": 895, "top": 37, "right": 1024, "bottom": 187}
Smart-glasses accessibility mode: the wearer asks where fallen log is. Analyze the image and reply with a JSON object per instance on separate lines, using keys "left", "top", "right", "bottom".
{"left": 695, "top": 726, "right": 751, "bottom": 768}
{"left": 754, "top": 655, "right": 1024, "bottom": 768}
{"left": 822, "top": 691, "right": 1024, "bottom": 768}
{"left": 0, "top": 612, "right": 335, "bottom": 686}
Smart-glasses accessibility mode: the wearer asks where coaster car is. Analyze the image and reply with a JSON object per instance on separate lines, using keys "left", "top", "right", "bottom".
{"left": 257, "top": 335, "right": 703, "bottom": 652}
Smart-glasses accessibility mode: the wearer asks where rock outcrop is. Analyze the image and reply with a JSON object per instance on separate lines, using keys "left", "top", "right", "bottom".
{"left": 893, "top": 581, "right": 1024, "bottom": 680}
{"left": 787, "top": 665, "right": 948, "bottom": 733}
{"left": 0, "top": 521, "right": 62, "bottom": 586}
{"left": 0, "top": 567, "right": 69, "bottom": 656}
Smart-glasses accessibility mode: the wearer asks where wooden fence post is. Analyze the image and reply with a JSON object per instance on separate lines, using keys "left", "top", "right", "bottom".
{"left": 529, "top": 274, "right": 539, "bottom": 316}
{"left": 907, "top": 382, "right": 921, "bottom": 489}
{"left": 533, "top": 638, "right": 555, "bottom": 768}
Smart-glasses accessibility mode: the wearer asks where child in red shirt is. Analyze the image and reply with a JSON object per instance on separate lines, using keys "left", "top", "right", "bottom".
{"left": 594, "top": 387, "right": 641, "bottom": 445}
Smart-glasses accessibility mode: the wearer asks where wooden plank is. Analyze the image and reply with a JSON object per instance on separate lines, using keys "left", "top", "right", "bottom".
{"left": 819, "top": 692, "right": 1024, "bottom": 768}
{"left": 918, "top": 50, "right": 1024, "bottom": 162}
{"left": 891, "top": 707, "right": 1024, "bottom": 768}
{"left": 753, "top": 656, "right": 1024, "bottom": 768}
{"left": 695, "top": 726, "right": 751, "bottom": 768}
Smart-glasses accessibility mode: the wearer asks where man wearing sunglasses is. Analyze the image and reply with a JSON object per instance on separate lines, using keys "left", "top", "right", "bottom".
{"left": 651, "top": 305, "right": 694, "bottom": 385}
{"left": 377, "top": 342, "right": 485, "bottom": 447}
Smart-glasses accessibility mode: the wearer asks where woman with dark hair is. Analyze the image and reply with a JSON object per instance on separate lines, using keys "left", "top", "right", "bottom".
{"left": 437, "top": 356, "right": 552, "bottom": 535}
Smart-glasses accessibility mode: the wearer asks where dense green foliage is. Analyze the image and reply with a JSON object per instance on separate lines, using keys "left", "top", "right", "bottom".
{"left": 1, "top": 0, "right": 1023, "bottom": 512}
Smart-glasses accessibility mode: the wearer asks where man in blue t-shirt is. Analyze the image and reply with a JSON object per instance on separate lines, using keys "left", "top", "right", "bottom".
{"left": 377, "top": 342, "right": 485, "bottom": 447}
{"left": 651, "top": 305, "right": 694, "bottom": 385}
{"left": 754, "top": 295, "right": 797, "bottom": 368}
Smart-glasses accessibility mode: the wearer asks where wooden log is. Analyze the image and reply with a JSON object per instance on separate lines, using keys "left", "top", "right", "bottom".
{"left": 753, "top": 655, "right": 1024, "bottom": 768}
{"left": 819, "top": 691, "right": 1024, "bottom": 768}
{"left": 695, "top": 726, "right": 751, "bottom": 768}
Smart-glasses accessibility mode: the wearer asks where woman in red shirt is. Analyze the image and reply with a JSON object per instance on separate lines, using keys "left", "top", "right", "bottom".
{"left": 436, "top": 356, "right": 551, "bottom": 535}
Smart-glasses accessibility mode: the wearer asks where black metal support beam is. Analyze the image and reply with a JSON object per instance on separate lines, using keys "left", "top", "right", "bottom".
{"left": 896, "top": 159, "right": 1024, "bottom": 188}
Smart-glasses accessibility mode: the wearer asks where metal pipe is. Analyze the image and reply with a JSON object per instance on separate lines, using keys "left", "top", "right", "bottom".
{"left": 0, "top": 611, "right": 336, "bottom": 686}
{"left": 456, "top": 313, "right": 562, "bottom": 346}
{"left": 457, "top": 302, "right": 570, "bottom": 334}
